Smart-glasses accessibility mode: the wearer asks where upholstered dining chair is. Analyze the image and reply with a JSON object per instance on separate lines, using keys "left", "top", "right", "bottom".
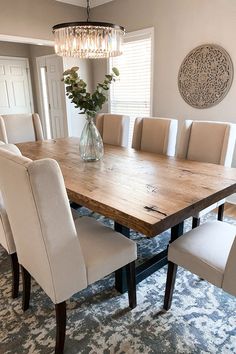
{"left": 132, "top": 117, "right": 178, "bottom": 156}
{"left": 0, "top": 113, "right": 44, "bottom": 144}
{"left": 96, "top": 113, "right": 130, "bottom": 147}
{"left": 0, "top": 141, "right": 22, "bottom": 299}
{"left": 178, "top": 120, "right": 236, "bottom": 227}
{"left": 0, "top": 149, "right": 137, "bottom": 354}
{"left": 164, "top": 220, "right": 236, "bottom": 311}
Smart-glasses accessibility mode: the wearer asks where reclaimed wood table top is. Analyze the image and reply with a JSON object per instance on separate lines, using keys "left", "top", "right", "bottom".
{"left": 17, "top": 137, "right": 236, "bottom": 237}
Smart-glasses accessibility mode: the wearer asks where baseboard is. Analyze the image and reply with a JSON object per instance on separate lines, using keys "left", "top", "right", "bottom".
{"left": 226, "top": 193, "right": 236, "bottom": 205}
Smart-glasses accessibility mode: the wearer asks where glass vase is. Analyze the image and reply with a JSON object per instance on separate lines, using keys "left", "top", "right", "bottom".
{"left": 79, "top": 114, "right": 104, "bottom": 162}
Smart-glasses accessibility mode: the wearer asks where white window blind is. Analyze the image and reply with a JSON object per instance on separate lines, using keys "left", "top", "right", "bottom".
{"left": 109, "top": 28, "right": 153, "bottom": 146}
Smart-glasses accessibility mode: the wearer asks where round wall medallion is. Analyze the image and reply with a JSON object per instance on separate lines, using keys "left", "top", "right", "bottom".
{"left": 178, "top": 44, "right": 233, "bottom": 109}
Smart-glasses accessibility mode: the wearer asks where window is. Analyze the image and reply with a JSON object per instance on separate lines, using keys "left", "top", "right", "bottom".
{"left": 109, "top": 28, "right": 154, "bottom": 146}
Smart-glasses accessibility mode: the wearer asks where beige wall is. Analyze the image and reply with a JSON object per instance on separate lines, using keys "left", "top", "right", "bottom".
{"left": 29, "top": 45, "right": 55, "bottom": 58}
{"left": 0, "top": 41, "right": 37, "bottom": 109}
{"left": 0, "top": 0, "right": 86, "bottom": 41}
{"left": 92, "top": 0, "right": 236, "bottom": 163}
{"left": 0, "top": 41, "right": 55, "bottom": 111}
{"left": 0, "top": 42, "right": 30, "bottom": 57}
{"left": 0, "top": 0, "right": 87, "bottom": 116}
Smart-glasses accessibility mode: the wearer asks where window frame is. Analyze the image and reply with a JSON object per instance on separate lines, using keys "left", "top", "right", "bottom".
{"left": 108, "top": 26, "right": 154, "bottom": 118}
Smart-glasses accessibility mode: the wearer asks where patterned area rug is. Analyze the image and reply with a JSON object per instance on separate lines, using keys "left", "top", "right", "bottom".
{"left": 0, "top": 209, "right": 236, "bottom": 354}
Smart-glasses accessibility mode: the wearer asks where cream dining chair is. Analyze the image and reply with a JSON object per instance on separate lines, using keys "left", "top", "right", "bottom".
{"left": 0, "top": 149, "right": 137, "bottom": 354}
{"left": 178, "top": 120, "right": 236, "bottom": 228}
{"left": 0, "top": 113, "right": 44, "bottom": 143}
{"left": 132, "top": 117, "right": 178, "bottom": 156}
{"left": 164, "top": 220, "right": 236, "bottom": 311}
{"left": 0, "top": 141, "right": 22, "bottom": 298}
{"left": 96, "top": 113, "right": 130, "bottom": 147}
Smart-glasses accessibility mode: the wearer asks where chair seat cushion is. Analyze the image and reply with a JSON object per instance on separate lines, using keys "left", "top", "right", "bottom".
{"left": 168, "top": 221, "right": 236, "bottom": 287}
{"left": 74, "top": 216, "right": 137, "bottom": 284}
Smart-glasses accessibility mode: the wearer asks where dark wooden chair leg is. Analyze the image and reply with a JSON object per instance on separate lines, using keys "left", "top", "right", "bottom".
{"left": 192, "top": 217, "right": 200, "bottom": 229}
{"left": 55, "top": 301, "right": 66, "bottom": 354}
{"left": 9, "top": 253, "right": 19, "bottom": 299}
{"left": 126, "top": 261, "right": 137, "bottom": 309}
{"left": 163, "top": 261, "right": 178, "bottom": 311}
{"left": 21, "top": 266, "right": 31, "bottom": 311}
{"left": 218, "top": 203, "right": 225, "bottom": 221}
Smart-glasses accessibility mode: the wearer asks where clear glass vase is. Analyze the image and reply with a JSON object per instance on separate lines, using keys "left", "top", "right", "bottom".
{"left": 79, "top": 114, "right": 104, "bottom": 161}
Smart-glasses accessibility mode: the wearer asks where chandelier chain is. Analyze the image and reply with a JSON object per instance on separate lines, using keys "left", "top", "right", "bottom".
{"left": 86, "top": 0, "right": 91, "bottom": 22}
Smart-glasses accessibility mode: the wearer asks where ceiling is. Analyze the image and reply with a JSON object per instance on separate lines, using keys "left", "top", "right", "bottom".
{"left": 56, "top": 0, "right": 115, "bottom": 8}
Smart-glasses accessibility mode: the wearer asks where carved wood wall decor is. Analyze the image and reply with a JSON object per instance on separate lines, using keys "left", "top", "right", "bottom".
{"left": 178, "top": 44, "right": 233, "bottom": 109}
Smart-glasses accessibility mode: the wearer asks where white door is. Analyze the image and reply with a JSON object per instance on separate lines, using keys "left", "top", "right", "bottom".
{"left": 0, "top": 57, "right": 33, "bottom": 114}
{"left": 37, "top": 55, "right": 67, "bottom": 139}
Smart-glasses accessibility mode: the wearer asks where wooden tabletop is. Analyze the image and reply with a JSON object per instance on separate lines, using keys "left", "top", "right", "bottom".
{"left": 17, "top": 137, "right": 236, "bottom": 237}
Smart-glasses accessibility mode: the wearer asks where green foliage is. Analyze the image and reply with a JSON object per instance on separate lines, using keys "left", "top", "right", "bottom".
{"left": 62, "top": 66, "right": 119, "bottom": 117}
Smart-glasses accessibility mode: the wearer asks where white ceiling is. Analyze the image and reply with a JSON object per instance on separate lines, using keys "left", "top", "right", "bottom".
{"left": 56, "top": 0, "right": 115, "bottom": 8}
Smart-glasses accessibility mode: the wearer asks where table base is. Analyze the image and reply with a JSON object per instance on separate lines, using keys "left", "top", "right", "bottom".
{"left": 114, "top": 222, "right": 184, "bottom": 294}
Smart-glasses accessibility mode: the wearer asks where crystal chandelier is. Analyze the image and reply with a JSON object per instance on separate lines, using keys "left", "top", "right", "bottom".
{"left": 52, "top": 0, "right": 125, "bottom": 59}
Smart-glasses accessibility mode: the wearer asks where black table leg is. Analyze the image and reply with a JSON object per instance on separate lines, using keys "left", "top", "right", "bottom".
{"left": 218, "top": 203, "right": 225, "bottom": 221}
{"left": 114, "top": 222, "right": 130, "bottom": 237}
{"left": 114, "top": 222, "right": 130, "bottom": 293}
{"left": 114, "top": 221, "right": 184, "bottom": 294}
{"left": 170, "top": 222, "right": 184, "bottom": 242}
{"left": 70, "top": 202, "right": 82, "bottom": 209}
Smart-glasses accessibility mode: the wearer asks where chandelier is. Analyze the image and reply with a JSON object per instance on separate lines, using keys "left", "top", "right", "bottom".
{"left": 52, "top": 0, "right": 125, "bottom": 59}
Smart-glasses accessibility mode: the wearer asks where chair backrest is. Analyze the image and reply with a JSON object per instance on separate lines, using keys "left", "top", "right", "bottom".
{"left": 0, "top": 113, "right": 44, "bottom": 144}
{"left": 0, "top": 142, "right": 22, "bottom": 255}
{"left": 96, "top": 113, "right": 130, "bottom": 147}
{"left": 222, "top": 236, "right": 236, "bottom": 296}
{"left": 178, "top": 120, "right": 236, "bottom": 166}
{"left": 0, "top": 150, "right": 87, "bottom": 304}
{"left": 132, "top": 117, "right": 178, "bottom": 156}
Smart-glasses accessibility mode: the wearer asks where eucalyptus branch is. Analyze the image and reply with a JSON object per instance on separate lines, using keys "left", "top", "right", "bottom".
{"left": 62, "top": 66, "right": 119, "bottom": 117}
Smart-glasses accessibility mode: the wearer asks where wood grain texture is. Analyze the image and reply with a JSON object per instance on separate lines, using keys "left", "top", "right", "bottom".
{"left": 17, "top": 137, "right": 236, "bottom": 237}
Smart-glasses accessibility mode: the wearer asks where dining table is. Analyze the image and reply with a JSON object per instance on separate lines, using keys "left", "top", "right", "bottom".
{"left": 17, "top": 137, "right": 236, "bottom": 293}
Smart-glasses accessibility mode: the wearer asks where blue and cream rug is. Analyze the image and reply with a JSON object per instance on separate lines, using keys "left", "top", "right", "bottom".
{"left": 0, "top": 209, "right": 236, "bottom": 354}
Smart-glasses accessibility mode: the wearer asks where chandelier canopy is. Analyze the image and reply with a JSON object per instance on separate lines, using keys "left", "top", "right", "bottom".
{"left": 52, "top": 1, "right": 125, "bottom": 59}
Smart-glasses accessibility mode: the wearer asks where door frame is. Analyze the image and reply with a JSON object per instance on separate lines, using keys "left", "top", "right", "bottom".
{"left": 36, "top": 54, "right": 68, "bottom": 139}
{"left": 36, "top": 55, "right": 51, "bottom": 138}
